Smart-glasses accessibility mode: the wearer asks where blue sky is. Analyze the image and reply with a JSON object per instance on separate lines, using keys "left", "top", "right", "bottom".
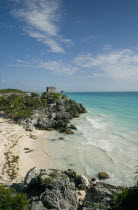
{"left": 0, "top": 0, "right": 138, "bottom": 92}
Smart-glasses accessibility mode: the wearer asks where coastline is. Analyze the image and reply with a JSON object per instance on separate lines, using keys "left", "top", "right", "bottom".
{"left": 0, "top": 117, "right": 52, "bottom": 184}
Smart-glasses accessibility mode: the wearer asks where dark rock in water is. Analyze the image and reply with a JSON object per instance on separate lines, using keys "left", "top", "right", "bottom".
{"left": 66, "top": 129, "right": 74, "bottom": 134}
{"left": 59, "top": 137, "right": 64, "bottom": 140}
{"left": 91, "top": 178, "right": 96, "bottom": 182}
{"left": 50, "top": 138, "right": 58, "bottom": 142}
{"left": 69, "top": 124, "right": 77, "bottom": 130}
{"left": 50, "top": 137, "right": 64, "bottom": 142}
{"left": 59, "top": 127, "right": 67, "bottom": 133}
{"left": 98, "top": 172, "right": 109, "bottom": 180}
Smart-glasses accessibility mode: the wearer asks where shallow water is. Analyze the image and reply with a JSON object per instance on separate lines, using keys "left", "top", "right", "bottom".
{"left": 43, "top": 92, "right": 138, "bottom": 186}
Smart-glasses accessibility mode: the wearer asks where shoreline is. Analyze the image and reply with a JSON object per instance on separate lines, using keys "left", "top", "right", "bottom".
{"left": 0, "top": 117, "right": 52, "bottom": 184}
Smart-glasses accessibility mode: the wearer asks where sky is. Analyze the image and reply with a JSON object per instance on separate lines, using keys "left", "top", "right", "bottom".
{"left": 0, "top": 0, "right": 138, "bottom": 92}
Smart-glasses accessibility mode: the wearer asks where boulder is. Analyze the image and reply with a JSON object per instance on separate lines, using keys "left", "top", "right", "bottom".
{"left": 75, "top": 175, "right": 90, "bottom": 189}
{"left": 24, "top": 168, "right": 80, "bottom": 210}
{"left": 98, "top": 172, "right": 109, "bottom": 180}
{"left": 30, "top": 201, "right": 46, "bottom": 210}
{"left": 69, "top": 124, "right": 77, "bottom": 130}
{"left": 25, "top": 168, "right": 41, "bottom": 186}
{"left": 82, "top": 182, "right": 119, "bottom": 209}
{"left": 23, "top": 118, "right": 34, "bottom": 131}
{"left": 66, "top": 129, "right": 74, "bottom": 134}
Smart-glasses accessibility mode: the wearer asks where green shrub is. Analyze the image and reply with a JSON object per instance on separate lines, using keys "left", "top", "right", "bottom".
{"left": 112, "top": 186, "right": 138, "bottom": 210}
{"left": 0, "top": 89, "right": 26, "bottom": 94}
{"left": 31, "top": 92, "right": 39, "bottom": 98}
{"left": 49, "top": 171, "right": 57, "bottom": 178}
{"left": 52, "top": 93, "right": 60, "bottom": 101}
{"left": 0, "top": 185, "right": 28, "bottom": 210}
{"left": 0, "top": 92, "right": 68, "bottom": 121}
{"left": 0, "top": 94, "right": 46, "bottom": 120}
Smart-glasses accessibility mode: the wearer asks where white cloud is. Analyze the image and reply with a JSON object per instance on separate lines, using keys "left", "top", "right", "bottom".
{"left": 11, "top": 48, "right": 138, "bottom": 80}
{"left": 74, "top": 49, "right": 138, "bottom": 80}
{"left": 39, "top": 60, "right": 78, "bottom": 75}
{"left": 11, "top": 0, "right": 72, "bottom": 53}
{"left": 13, "top": 59, "right": 78, "bottom": 76}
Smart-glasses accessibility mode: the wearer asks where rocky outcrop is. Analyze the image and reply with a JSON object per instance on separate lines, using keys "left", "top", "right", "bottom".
{"left": 23, "top": 95, "right": 87, "bottom": 132}
{"left": 11, "top": 168, "right": 120, "bottom": 210}
{"left": 98, "top": 172, "right": 110, "bottom": 180}
{"left": 22, "top": 168, "right": 90, "bottom": 210}
{"left": 82, "top": 182, "right": 119, "bottom": 209}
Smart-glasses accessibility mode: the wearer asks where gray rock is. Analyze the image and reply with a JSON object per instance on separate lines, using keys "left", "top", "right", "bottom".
{"left": 10, "top": 168, "right": 121, "bottom": 210}
{"left": 25, "top": 168, "right": 41, "bottom": 185}
{"left": 41, "top": 188, "right": 78, "bottom": 210}
{"left": 23, "top": 118, "right": 34, "bottom": 131}
{"left": 24, "top": 168, "right": 87, "bottom": 209}
{"left": 75, "top": 175, "right": 90, "bottom": 190}
{"left": 30, "top": 201, "right": 46, "bottom": 210}
{"left": 82, "top": 182, "right": 119, "bottom": 209}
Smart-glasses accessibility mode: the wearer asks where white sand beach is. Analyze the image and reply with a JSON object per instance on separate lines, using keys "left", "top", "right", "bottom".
{"left": 0, "top": 117, "right": 51, "bottom": 184}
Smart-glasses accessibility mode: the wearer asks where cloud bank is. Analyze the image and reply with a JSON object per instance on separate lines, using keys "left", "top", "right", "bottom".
{"left": 13, "top": 48, "right": 138, "bottom": 80}
{"left": 74, "top": 49, "right": 138, "bottom": 80}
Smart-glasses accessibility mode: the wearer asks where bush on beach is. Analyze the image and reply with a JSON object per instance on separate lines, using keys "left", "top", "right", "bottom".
{"left": 0, "top": 185, "right": 28, "bottom": 210}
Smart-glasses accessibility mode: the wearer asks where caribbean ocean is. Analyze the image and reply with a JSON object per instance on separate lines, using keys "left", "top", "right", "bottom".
{"left": 44, "top": 92, "right": 138, "bottom": 186}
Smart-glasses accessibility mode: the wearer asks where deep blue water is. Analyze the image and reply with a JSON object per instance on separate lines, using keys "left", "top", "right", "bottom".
{"left": 44, "top": 92, "right": 138, "bottom": 186}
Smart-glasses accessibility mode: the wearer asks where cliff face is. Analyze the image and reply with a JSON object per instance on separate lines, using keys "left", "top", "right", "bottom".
{"left": 23, "top": 94, "right": 87, "bottom": 132}
{"left": 0, "top": 92, "right": 87, "bottom": 132}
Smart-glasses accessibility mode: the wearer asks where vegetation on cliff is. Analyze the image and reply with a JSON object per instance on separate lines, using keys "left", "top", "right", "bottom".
{"left": 112, "top": 184, "right": 138, "bottom": 210}
{"left": 0, "top": 89, "right": 26, "bottom": 94}
{"left": 0, "top": 92, "right": 61, "bottom": 120}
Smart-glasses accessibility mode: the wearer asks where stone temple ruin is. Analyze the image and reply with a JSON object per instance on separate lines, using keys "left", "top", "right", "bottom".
{"left": 46, "top": 87, "right": 56, "bottom": 93}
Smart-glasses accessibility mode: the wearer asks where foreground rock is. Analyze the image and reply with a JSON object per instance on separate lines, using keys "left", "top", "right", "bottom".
{"left": 23, "top": 168, "right": 90, "bottom": 210}
{"left": 11, "top": 168, "right": 120, "bottom": 210}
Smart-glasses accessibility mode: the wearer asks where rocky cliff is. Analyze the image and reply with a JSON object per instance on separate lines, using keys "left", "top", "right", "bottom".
{"left": 23, "top": 93, "right": 87, "bottom": 132}
{"left": 0, "top": 92, "right": 87, "bottom": 132}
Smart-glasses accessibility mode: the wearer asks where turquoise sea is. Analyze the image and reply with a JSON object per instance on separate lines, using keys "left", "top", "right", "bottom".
{"left": 44, "top": 92, "right": 138, "bottom": 186}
